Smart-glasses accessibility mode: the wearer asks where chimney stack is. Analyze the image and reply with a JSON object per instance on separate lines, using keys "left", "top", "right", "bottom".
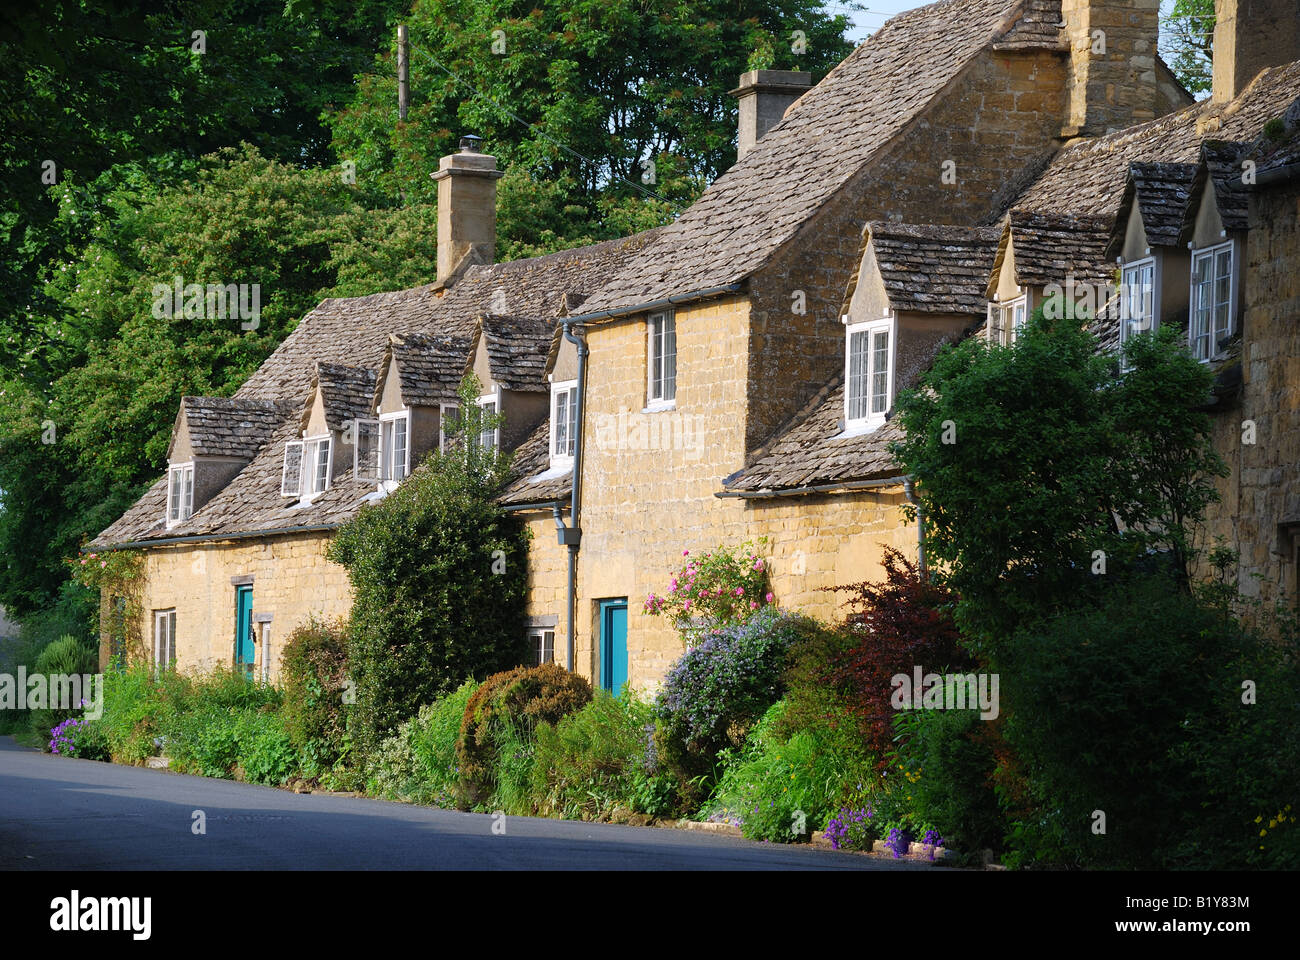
{"left": 1211, "top": 0, "right": 1300, "bottom": 103}
{"left": 433, "top": 135, "right": 503, "bottom": 287}
{"left": 1059, "top": 0, "right": 1160, "bottom": 137}
{"left": 729, "top": 70, "right": 812, "bottom": 161}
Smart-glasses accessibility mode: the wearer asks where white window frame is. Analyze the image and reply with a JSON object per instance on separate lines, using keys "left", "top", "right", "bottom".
{"left": 529, "top": 628, "right": 556, "bottom": 666}
{"left": 378, "top": 409, "right": 410, "bottom": 489}
{"left": 259, "top": 621, "right": 272, "bottom": 683}
{"left": 352, "top": 417, "right": 382, "bottom": 484}
{"left": 1119, "top": 256, "right": 1159, "bottom": 369}
{"left": 987, "top": 293, "right": 1029, "bottom": 347}
{"left": 549, "top": 379, "right": 578, "bottom": 466}
{"left": 1188, "top": 240, "right": 1235, "bottom": 362}
{"left": 844, "top": 316, "right": 895, "bottom": 433}
{"left": 281, "top": 440, "right": 304, "bottom": 498}
{"left": 166, "top": 462, "right": 194, "bottom": 528}
{"left": 646, "top": 309, "right": 677, "bottom": 410}
{"left": 475, "top": 390, "right": 500, "bottom": 451}
{"left": 439, "top": 403, "right": 460, "bottom": 452}
{"left": 153, "top": 608, "right": 177, "bottom": 675}
{"left": 302, "top": 433, "right": 332, "bottom": 499}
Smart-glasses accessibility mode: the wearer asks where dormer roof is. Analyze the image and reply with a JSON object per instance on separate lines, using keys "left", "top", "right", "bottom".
{"left": 1105, "top": 161, "right": 1199, "bottom": 259}
{"left": 987, "top": 210, "right": 1114, "bottom": 298}
{"left": 167, "top": 396, "right": 295, "bottom": 461}
{"left": 308, "top": 362, "right": 377, "bottom": 432}
{"left": 471, "top": 315, "right": 555, "bottom": 392}
{"left": 1179, "top": 139, "right": 1253, "bottom": 242}
{"left": 378, "top": 332, "right": 472, "bottom": 408}
{"left": 857, "top": 222, "right": 1001, "bottom": 316}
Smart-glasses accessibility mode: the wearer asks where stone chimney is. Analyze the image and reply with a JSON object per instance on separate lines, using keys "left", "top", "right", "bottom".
{"left": 433, "top": 134, "right": 503, "bottom": 287}
{"left": 1212, "top": 0, "right": 1300, "bottom": 103}
{"left": 1059, "top": 0, "right": 1160, "bottom": 137}
{"left": 729, "top": 70, "right": 812, "bottom": 160}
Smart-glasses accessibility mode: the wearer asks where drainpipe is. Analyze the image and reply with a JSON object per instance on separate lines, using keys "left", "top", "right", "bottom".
{"left": 556, "top": 318, "right": 588, "bottom": 672}
{"left": 903, "top": 476, "right": 926, "bottom": 579}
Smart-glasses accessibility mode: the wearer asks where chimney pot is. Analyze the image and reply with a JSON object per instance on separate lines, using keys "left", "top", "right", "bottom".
{"left": 459, "top": 133, "right": 484, "bottom": 153}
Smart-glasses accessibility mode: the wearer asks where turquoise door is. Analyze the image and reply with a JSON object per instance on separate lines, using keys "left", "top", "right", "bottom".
{"left": 599, "top": 599, "right": 628, "bottom": 695}
{"left": 235, "top": 586, "right": 255, "bottom": 678}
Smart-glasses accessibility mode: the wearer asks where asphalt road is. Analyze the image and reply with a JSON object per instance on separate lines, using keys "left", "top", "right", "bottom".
{"left": 0, "top": 737, "right": 933, "bottom": 870}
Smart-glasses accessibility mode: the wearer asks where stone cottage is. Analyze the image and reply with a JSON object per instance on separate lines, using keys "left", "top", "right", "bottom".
{"left": 91, "top": 0, "right": 1300, "bottom": 692}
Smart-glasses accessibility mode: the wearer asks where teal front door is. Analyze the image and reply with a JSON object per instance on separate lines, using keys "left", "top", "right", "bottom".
{"left": 599, "top": 599, "right": 628, "bottom": 695}
{"left": 235, "top": 586, "right": 255, "bottom": 678}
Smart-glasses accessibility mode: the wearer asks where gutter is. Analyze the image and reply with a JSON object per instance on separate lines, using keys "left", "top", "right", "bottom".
{"left": 563, "top": 283, "right": 745, "bottom": 326}
{"left": 85, "top": 524, "right": 340, "bottom": 553}
{"left": 1255, "top": 160, "right": 1300, "bottom": 188}
{"left": 500, "top": 498, "right": 568, "bottom": 514}
{"left": 714, "top": 474, "right": 908, "bottom": 499}
{"left": 555, "top": 318, "right": 590, "bottom": 672}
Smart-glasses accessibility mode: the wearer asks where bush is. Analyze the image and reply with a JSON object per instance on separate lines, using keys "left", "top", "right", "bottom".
{"left": 654, "top": 608, "right": 814, "bottom": 795}
{"left": 29, "top": 633, "right": 99, "bottom": 741}
{"left": 702, "top": 699, "right": 874, "bottom": 842}
{"left": 169, "top": 705, "right": 242, "bottom": 778}
{"left": 280, "top": 617, "right": 351, "bottom": 771}
{"left": 457, "top": 662, "right": 592, "bottom": 807}
{"left": 95, "top": 664, "right": 193, "bottom": 764}
{"left": 329, "top": 376, "right": 530, "bottom": 753}
{"left": 369, "top": 680, "right": 481, "bottom": 807}
{"left": 890, "top": 707, "right": 1005, "bottom": 855}
{"left": 235, "top": 710, "right": 297, "bottom": 786}
{"left": 818, "top": 548, "right": 971, "bottom": 767}
{"left": 530, "top": 690, "right": 666, "bottom": 821}
{"left": 49, "top": 715, "right": 110, "bottom": 760}
{"left": 644, "top": 539, "right": 774, "bottom": 636}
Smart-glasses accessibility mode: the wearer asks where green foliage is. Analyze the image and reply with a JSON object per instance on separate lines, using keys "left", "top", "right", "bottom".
{"left": 28, "top": 633, "right": 99, "bottom": 740}
{"left": 703, "top": 699, "right": 874, "bottom": 843}
{"left": 530, "top": 689, "right": 666, "bottom": 820}
{"left": 891, "top": 708, "right": 1005, "bottom": 855}
{"left": 368, "top": 680, "right": 481, "bottom": 807}
{"left": 330, "top": 376, "right": 530, "bottom": 753}
{"left": 280, "top": 617, "right": 352, "bottom": 771}
{"left": 892, "top": 308, "right": 1224, "bottom": 655}
{"left": 456, "top": 662, "right": 592, "bottom": 806}
{"left": 1162, "top": 0, "right": 1216, "bottom": 96}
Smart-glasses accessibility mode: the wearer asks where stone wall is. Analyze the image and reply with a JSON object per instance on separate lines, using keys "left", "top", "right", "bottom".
{"left": 1197, "top": 176, "right": 1300, "bottom": 610}
{"left": 1060, "top": 0, "right": 1160, "bottom": 135}
{"left": 103, "top": 533, "right": 353, "bottom": 684}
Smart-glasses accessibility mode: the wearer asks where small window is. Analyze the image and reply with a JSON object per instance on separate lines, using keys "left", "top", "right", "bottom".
{"left": 989, "top": 296, "right": 1027, "bottom": 347}
{"left": 439, "top": 404, "right": 459, "bottom": 452}
{"left": 281, "top": 440, "right": 304, "bottom": 497}
{"left": 1119, "top": 258, "right": 1157, "bottom": 366}
{"left": 845, "top": 318, "right": 893, "bottom": 429}
{"left": 380, "top": 413, "right": 409, "bottom": 482}
{"left": 167, "top": 463, "right": 194, "bottom": 526}
{"left": 647, "top": 309, "right": 677, "bottom": 407}
{"left": 302, "top": 435, "right": 332, "bottom": 497}
{"left": 529, "top": 629, "right": 555, "bottom": 666}
{"left": 550, "top": 381, "right": 578, "bottom": 462}
{"left": 1190, "top": 241, "right": 1234, "bottom": 361}
{"left": 476, "top": 395, "right": 499, "bottom": 451}
{"left": 153, "top": 609, "right": 177, "bottom": 674}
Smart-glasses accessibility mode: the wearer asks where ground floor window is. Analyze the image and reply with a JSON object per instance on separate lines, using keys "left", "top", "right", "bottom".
{"left": 529, "top": 628, "right": 555, "bottom": 666}
{"left": 153, "top": 608, "right": 176, "bottom": 674}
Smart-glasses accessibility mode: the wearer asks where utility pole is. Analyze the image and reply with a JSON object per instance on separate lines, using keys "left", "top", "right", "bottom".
{"left": 397, "top": 24, "right": 410, "bottom": 121}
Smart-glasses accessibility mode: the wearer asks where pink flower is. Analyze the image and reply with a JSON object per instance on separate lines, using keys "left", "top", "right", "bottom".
{"left": 682, "top": 549, "right": 689, "bottom": 556}
{"left": 89, "top": 553, "right": 97, "bottom": 559}
{"left": 100, "top": 561, "right": 107, "bottom": 568}
{"left": 734, "top": 586, "right": 744, "bottom": 596}
{"left": 753, "top": 559, "right": 764, "bottom": 571}
{"left": 765, "top": 592, "right": 774, "bottom": 603}
{"left": 79, "top": 558, "right": 87, "bottom": 565}
{"left": 749, "top": 601, "right": 758, "bottom": 609}
{"left": 683, "top": 600, "right": 692, "bottom": 611}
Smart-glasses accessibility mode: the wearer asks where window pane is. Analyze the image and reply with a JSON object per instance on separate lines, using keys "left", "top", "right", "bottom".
{"left": 394, "top": 417, "right": 408, "bottom": 480}
{"left": 168, "top": 611, "right": 176, "bottom": 666}
{"left": 663, "top": 313, "right": 676, "bottom": 401}
{"left": 554, "top": 391, "right": 568, "bottom": 456}
{"left": 871, "top": 330, "right": 889, "bottom": 414}
{"left": 181, "top": 467, "right": 193, "bottom": 519}
{"left": 847, "top": 331, "right": 869, "bottom": 420}
{"left": 169, "top": 470, "right": 181, "bottom": 522}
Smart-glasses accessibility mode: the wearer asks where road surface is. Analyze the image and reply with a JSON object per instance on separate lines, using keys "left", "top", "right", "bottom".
{"left": 0, "top": 737, "right": 934, "bottom": 870}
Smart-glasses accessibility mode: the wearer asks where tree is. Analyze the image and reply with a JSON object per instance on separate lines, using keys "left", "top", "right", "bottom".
{"left": 1161, "top": 0, "right": 1215, "bottom": 96}
{"left": 891, "top": 307, "right": 1225, "bottom": 654}
{"left": 328, "top": 376, "right": 531, "bottom": 752}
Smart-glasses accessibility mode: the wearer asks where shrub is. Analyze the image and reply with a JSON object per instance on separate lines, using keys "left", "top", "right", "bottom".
{"left": 644, "top": 539, "right": 774, "bottom": 637}
{"left": 654, "top": 608, "right": 814, "bottom": 794}
{"left": 369, "top": 680, "right": 482, "bottom": 807}
{"left": 280, "top": 617, "right": 351, "bottom": 770}
{"left": 49, "top": 716, "right": 110, "bottom": 760}
{"left": 530, "top": 690, "right": 665, "bottom": 821}
{"left": 457, "top": 662, "right": 592, "bottom": 806}
{"left": 702, "top": 699, "right": 874, "bottom": 842}
{"left": 169, "top": 705, "right": 242, "bottom": 778}
{"left": 818, "top": 548, "right": 971, "bottom": 767}
{"left": 29, "top": 633, "right": 99, "bottom": 741}
{"left": 329, "top": 376, "right": 530, "bottom": 753}
{"left": 96, "top": 664, "right": 193, "bottom": 764}
{"left": 235, "top": 710, "right": 297, "bottom": 786}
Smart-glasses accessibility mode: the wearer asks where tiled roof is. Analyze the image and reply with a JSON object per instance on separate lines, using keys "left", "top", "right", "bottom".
{"left": 94, "top": 233, "right": 656, "bottom": 548}
{"left": 992, "top": 210, "right": 1115, "bottom": 294}
{"left": 475, "top": 315, "right": 556, "bottom": 392}
{"left": 312, "top": 362, "right": 377, "bottom": 432}
{"left": 498, "top": 418, "right": 572, "bottom": 507}
{"left": 1105, "top": 161, "right": 1199, "bottom": 259}
{"left": 721, "top": 377, "right": 905, "bottom": 493}
{"left": 862, "top": 223, "right": 1001, "bottom": 314}
{"left": 171, "top": 396, "right": 295, "bottom": 460}
{"left": 1181, "top": 139, "right": 1253, "bottom": 239}
{"left": 1013, "top": 61, "right": 1300, "bottom": 219}
{"left": 992, "top": 0, "right": 1066, "bottom": 51}
{"left": 577, "top": 0, "right": 1022, "bottom": 314}
{"left": 385, "top": 332, "right": 471, "bottom": 407}
{"left": 1251, "top": 95, "right": 1300, "bottom": 177}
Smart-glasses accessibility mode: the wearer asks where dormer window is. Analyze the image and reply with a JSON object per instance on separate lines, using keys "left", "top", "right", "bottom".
{"left": 476, "top": 393, "right": 499, "bottom": 451}
{"left": 166, "top": 463, "right": 194, "bottom": 527}
{"left": 439, "top": 403, "right": 459, "bottom": 452}
{"left": 646, "top": 309, "right": 676, "bottom": 409}
{"left": 1118, "top": 257, "right": 1157, "bottom": 368}
{"left": 1190, "top": 241, "right": 1234, "bottom": 361}
{"left": 550, "top": 380, "right": 578, "bottom": 463}
{"left": 283, "top": 435, "right": 331, "bottom": 500}
{"left": 989, "top": 296, "right": 1027, "bottom": 347}
{"left": 845, "top": 317, "right": 893, "bottom": 432}
{"left": 379, "top": 412, "right": 409, "bottom": 484}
